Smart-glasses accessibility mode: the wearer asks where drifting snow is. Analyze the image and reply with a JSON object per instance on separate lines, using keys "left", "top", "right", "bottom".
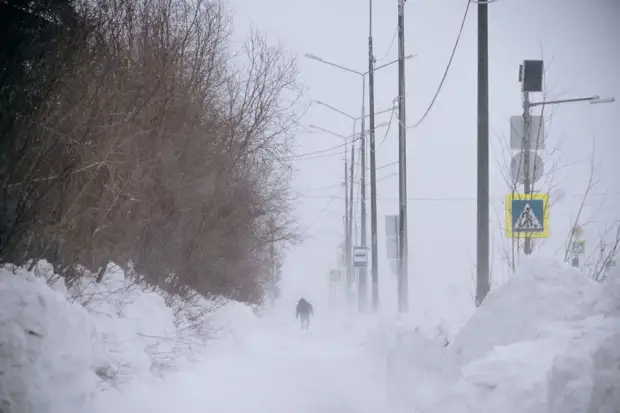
{"left": 0, "top": 260, "right": 252, "bottom": 413}
{"left": 0, "top": 255, "right": 618, "bottom": 413}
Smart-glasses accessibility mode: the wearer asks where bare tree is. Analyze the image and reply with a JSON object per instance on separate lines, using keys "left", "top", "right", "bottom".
{"left": 0, "top": 0, "right": 303, "bottom": 306}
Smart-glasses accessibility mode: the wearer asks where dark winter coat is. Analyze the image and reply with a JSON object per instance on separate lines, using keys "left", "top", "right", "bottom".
{"left": 296, "top": 298, "right": 313, "bottom": 318}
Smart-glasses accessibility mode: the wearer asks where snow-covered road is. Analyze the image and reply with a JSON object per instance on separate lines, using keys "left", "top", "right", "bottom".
{"left": 94, "top": 312, "right": 392, "bottom": 413}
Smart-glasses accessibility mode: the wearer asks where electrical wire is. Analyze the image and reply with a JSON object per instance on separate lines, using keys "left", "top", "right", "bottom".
{"left": 376, "top": 101, "right": 398, "bottom": 151}
{"left": 303, "top": 197, "right": 338, "bottom": 231}
{"left": 376, "top": 28, "right": 398, "bottom": 62}
{"left": 299, "top": 182, "right": 343, "bottom": 194}
{"left": 300, "top": 171, "right": 397, "bottom": 199}
{"left": 287, "top": 150, "right": 347, "bottom": 162}
{"left": 290, "top": 102, "right": 397, "bottom": 163}
{"left": 283, "top": 133, "right": 363, "bottom": 161}
{"left": 408, "top": 0, "right": 471, "bottom": 129}
{"left": 376, "top": 160, "right": 398, "bottom": 171}
{"left": 297, "top": 192, "right": 620, "bottom": 201}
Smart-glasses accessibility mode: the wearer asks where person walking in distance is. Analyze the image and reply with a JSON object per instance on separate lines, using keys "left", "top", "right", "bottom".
{"left": 296, "top": 297, "right": 314, "bottom": 330}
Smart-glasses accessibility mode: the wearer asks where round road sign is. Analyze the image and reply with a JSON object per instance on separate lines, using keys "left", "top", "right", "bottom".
{"left": 510, "top": 151, "right": 544, "bottom": 185}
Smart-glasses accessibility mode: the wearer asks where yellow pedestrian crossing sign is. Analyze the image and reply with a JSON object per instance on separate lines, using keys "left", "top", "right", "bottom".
{"left": 505, "top": 193, "right": 550, "bottom": 239}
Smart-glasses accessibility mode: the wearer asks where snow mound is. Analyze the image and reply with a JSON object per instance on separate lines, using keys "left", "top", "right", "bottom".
{"left": 451, "top": 256, "right": 599, "bottom": 363}
{"left": 428, "top": 256, "right": 620, "bottom": 413}
{"left": 383, "top": 318, "right": 462, "bottom": 412}
{"left": 0, "top": 260, "right": 236, "bottom": 413}
{"left": 0, "top": 265, "right": 105, "bottom": 413}
{"left": 351, "top": 313, "right": 460, "bottom": 412}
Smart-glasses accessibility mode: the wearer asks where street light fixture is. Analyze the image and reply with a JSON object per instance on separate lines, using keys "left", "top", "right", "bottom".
{"left": 520, "top": 92, "right": 615, "bottom": 257}
{"left": 312, "top": 100, "right": 356, "bottom": 120}
{"left": 311, "top": 100, "right": 394, "bottom": 122}
{"left": 304, "top": 53, "right": 415, "bottom": 77}
{"left": 308, "top": 121, "right": 389, "bottom": 138}
{"left": 589, "top": 96, "right": 615, "bottom": 104}
{"left": 529, "top": 95, "right": 615, "bottom": 108}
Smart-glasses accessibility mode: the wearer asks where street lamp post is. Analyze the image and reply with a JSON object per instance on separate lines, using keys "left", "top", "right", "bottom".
{"left": 307, "top": 121, "right": 390, "bottom": 306}
{"left": 305, "top": 52, "right": 414, "bottom": 312}
{"left": 311, "top": 100, "right": 393, "bottom": 310}
{"left": 308, "top": 123, "right": 354, "bottom": 296}
{"left": 522, "top": 94, "right": 615, "bottom": 255}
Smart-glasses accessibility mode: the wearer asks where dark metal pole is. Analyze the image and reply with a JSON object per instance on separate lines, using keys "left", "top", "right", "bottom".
{"left": 348, "top": 133, "right": 356, "bottom": 299}
{"left": 397, "top": 0, "right": 408, "bottom": 313}
{"left": 359, "top": 81, "right": 368, "bottom": 312}
{"left": 522, "top": 91, "right": 533, "bottom": 255}
{"left": 344, "top": 140, "right": 351, "bottom": 298}
{"left": 368, "top": 0, "right": 379, "bottom": 312}
{"left": 475, "top": 0, "right": 490, "bottom": 307}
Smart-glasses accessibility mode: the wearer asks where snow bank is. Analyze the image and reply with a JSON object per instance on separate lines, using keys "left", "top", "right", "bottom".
{"left": 378, "top": 256, "right": 620, "bottom": 413}
{"left": 353, "top": 313, "right": 460, "bottom": 412}
{"left": 429, "top": 256, "right": 620, "bottom": 413}
{"left": 0, "top": 260, "right": 249, "bottom": 413}
{"left": 451, "top": 256, "right": 599, "bottom": 363}
{"left": 0, "top": 265, "right": 105, "bottom": 413}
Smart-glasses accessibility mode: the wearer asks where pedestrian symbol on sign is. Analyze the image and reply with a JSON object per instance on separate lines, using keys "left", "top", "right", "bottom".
{"left": 505, "top": 193, "right": 549, "bottom": 239}
{"left": 514, "top": 203, "right": 542, "bottom": 231}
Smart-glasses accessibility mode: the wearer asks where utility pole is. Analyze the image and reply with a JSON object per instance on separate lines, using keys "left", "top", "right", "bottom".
{"left": 475, "top": 0, "right": 490, "bottom": 307}
{"left": 522, "top": 91, "right": 533, "bottom": 255}
{"left": 344, "top": 140, "right": 351, "bottom": 298}
{"left": 396, "top": 0, "right": 408, "bottom": 313}
{"left": 368, "top": 0, "right": 379, "bottom": 312}
{"left": 348, "top": 134, "right": 356, "bottom": 298}
{"left": 359, "top": 95, "right": 368, "bottom": 312}
{"left": 359, "top": 80, "right": 368, "bottom": 312}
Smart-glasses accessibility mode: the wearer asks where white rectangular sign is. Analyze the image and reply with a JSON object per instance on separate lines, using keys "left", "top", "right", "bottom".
{"left": 510, "top": 115, "right": 545, "bottom": 150}
{"left": 386, "top": 236, "right": 398, "bottom": 260}
{"left": 353, "top": 246, "right": 368, "bottom": 268}
{"left": 385, "top": 215, "right": 399, "bottom": 238}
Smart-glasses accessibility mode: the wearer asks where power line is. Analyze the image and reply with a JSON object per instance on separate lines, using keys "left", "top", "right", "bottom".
{"left": 408, "top": 0, "right": 471, "bottom": 129}
{"left": 302, "top": 197, "right": 338, "bottom": 231}
{"left": 377, "top": 101, "right": 397, "bottom": 151}
{"left": 377, "top": 160, "right": 398, "bottom": 171}
{"left": 298, "top": 182, "right": 343, "bottom": 193}
{"left": 299, "top": 172, "right": 396, "bottom": 197}
{"left": 288, "top": 150, "right": 346, "bottom": 162}
{"left": 284, "top": 133, "right": 364, "bottom": 161}
{"left": 297, "top": 192, "right": 620, "bottom": 201}
{"left": 376, "top": 27, "right": 398, "bottom": 62}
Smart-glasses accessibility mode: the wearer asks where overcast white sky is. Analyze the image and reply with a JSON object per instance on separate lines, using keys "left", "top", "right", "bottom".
{"left": 229, "top": 0, "right": 620, "bottom": 332}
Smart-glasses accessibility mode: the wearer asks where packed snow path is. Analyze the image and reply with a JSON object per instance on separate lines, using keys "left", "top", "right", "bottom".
{"left": 95, "top": 311, "right": 392, "bottom": 413}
